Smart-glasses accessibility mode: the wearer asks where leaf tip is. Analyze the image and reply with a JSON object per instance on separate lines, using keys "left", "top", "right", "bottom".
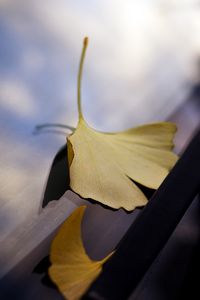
{"left": 84, "top": 36, "right": 89, "bottom": 47}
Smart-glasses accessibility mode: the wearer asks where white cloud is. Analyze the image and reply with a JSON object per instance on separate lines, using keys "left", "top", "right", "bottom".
{"left": 0, "top": 1, "right": 200, "bottom": 130}
{"left": 0, "top": 79, "right": 37, "bottom": 117}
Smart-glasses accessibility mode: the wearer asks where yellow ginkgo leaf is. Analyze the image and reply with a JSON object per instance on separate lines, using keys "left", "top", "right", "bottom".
{"left": 67, "top": 37, "right": 178, "bottom": 211}
{"left": 49, "top": 206, "right": 112, "bottom": 300}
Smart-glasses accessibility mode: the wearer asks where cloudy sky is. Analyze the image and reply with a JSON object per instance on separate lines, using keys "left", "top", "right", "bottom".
{"left": 0, "top": 0, "right": 200, "bottom": 239}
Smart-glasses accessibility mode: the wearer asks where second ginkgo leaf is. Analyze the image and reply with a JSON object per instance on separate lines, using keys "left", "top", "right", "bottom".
{"left": 49, "top": 206, "right": 112, "bottom": 300}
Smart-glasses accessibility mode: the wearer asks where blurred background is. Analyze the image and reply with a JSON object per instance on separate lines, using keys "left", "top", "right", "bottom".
{"left": 0, "top": 0, "right": 200, "bottom": 248}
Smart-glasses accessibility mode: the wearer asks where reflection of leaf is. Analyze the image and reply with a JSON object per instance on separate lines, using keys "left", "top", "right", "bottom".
{"left": 67, "top": 37, "right": 178, "bottom": 211}
{"left": 42, "top": 145, "right": 69, "bottom": 208}
{"left": 49, "top": 206, "right": 112, "bottom": 300}
{"left": 33, "top": 255, "right": 51, "bottom": 274}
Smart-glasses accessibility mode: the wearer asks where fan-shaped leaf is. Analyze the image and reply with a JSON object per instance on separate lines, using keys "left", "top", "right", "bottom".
{"left": 67, "top": 38, "right": 178, "bottom": 211}
{"left": 49, "top": 206, "right": 112, "bottom": 300}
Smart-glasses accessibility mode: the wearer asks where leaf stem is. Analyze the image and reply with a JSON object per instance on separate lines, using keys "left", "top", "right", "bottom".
{"left": 78, "top": 37, "right": 88, "bottom": 121}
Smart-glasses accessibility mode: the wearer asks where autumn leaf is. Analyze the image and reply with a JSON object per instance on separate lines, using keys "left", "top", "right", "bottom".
{"left": 67, "top": 37, "right": 178, "bottom": 211}
{"left": 49, "top": 206, "right": 112, "bottom": 300}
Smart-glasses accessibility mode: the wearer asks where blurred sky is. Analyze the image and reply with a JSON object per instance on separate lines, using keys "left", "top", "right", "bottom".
{"left": 0, "top": 0, "right": 200, "bottom": 239}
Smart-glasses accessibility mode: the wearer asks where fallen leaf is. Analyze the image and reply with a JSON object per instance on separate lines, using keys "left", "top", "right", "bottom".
{"left": 67, "top": 37, "right": 178, "bottom": 211}
{"left": 49, "top": 206, "right": 112, "bottom": 300}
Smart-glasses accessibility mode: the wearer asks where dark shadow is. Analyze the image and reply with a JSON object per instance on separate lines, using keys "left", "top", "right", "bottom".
{"left": 33, "top": 256, "right": 51, "bottom": 274}
{"left": 33, "top": 129, "right": 68, "bottom": 136}
{"left": 133, "top": 181, "right": 155, "bottom": 200}
{"left": 178, "top": 195, "right": 200, "bottom": 300}
{"left": 179, "top": 241, "right": 200, "bottom": 300}
{"left": 32, "top": 255, "right": 56, "bottom": 289}
{"left": 42, "top": 144, "right": 70, "bottom": 208}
